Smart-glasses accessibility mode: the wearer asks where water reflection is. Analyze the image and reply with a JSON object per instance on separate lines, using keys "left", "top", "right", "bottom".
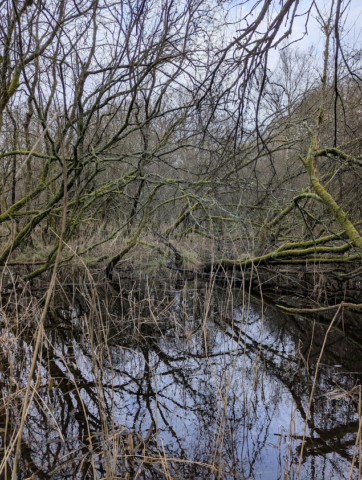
{"left": 0, "top": 281, "right": 361, "bottom": 479}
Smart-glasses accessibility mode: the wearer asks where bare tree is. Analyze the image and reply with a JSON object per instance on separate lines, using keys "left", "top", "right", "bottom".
{"left": 1, "top": 0, "right": 362, "bottom": 282}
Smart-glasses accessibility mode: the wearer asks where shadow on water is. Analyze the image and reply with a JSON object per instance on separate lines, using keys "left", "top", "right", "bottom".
{"left": 1, "top": 278, "right": 362, "bottom": 479}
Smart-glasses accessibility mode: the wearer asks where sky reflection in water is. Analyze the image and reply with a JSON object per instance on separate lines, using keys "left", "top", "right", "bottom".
{"left": 0, "top": 283, "right": 361, "bottom": 479}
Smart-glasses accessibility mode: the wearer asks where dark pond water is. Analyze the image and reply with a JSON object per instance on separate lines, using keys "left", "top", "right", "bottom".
{"left": 1, "top": 280, "right": 362, "bottom": 479}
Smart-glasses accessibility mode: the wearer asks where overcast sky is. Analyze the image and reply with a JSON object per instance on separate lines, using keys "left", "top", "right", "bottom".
{"left": 223, "top": 0, "right": 362, "bottom": 70}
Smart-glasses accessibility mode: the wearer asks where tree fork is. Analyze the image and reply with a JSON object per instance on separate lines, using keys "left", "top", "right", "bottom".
{"left": 303, "top": 141, "right": 362, "bottom": 252}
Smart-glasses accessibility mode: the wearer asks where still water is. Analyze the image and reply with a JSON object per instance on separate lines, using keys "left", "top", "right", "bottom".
{"left": 0, "top": 280, "right": 361, "bottom": 479}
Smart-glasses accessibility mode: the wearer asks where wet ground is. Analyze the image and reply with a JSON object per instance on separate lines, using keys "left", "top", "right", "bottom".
{"left": 0, "top": 279, "right": 361, "bottom": 479}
